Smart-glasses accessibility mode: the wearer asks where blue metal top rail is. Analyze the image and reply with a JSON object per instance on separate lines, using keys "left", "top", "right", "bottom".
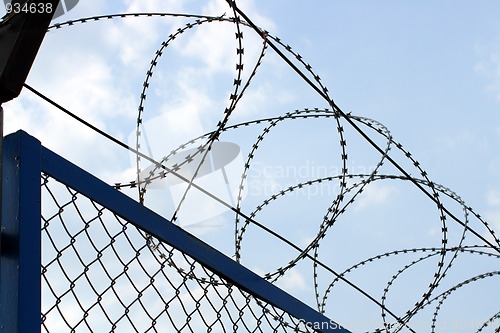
{"left": 0, "top": 130, "right": 351, "bottom": 333}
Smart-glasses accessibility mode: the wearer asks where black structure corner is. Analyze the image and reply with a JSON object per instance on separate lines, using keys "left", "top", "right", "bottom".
{"left": 0, "top": 0, "right": 60, "bottom": 103}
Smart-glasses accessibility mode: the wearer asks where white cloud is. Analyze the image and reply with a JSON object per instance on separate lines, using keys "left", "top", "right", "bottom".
{"left": 436, "top": 130, "right": 474, "bottom": 149}
{"left": 5, "top": 36, "right": 137, "bottom": 170}
{"left": 276, "top": 269, "right": 307, "bottom": 292}
{"left": 485, "top": 211, "right": 500, "bottom": 235}
{"left": 354, "top": 183, "right": 397, "bottom": 211}
{"left": 232, "top": 81, "right": 296, "bottom": 120}
{"left": 174, "top": 18, "right": 237, "bottom": 75}
{"left": 485, "top": 189, "right": 500, "bottom": 234}
{"left": 172, "top": 0, "right": 276, "bottom": 76}
{"left": 103, "top": 16, "right": 171, "bottom": 68}
{"left": 123, "top": 0, "right": 184, "bottom": 13}
{"left": 475, "top": 36, "right": 500, "bottom": 102}
{"left": 487, "top": 189, "right": 500, "bottom": 206}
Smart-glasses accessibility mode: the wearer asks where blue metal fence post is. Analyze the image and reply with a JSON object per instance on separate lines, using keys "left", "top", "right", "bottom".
{"left": 0, "top": 131, "right": 42, "bottom": 333}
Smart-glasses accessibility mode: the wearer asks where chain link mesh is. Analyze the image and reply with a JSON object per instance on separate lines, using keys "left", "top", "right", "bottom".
{"left": 41, "top": 173, "right": 316, "bottom": 332}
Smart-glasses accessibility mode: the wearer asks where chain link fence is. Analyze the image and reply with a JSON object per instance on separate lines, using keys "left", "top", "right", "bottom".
{"left": 40, "top": 172, "right": 317, "bottom": 332}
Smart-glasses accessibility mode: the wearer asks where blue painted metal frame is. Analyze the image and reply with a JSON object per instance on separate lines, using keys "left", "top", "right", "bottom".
{"left": 1, "top": 131, "right": 42, "bottom": 332}
{"left": 1, "top": 130, "right": 352, "bottom": 333}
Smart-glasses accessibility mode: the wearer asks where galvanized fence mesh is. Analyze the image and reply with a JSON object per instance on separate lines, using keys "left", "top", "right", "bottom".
{"left": 40, "top": 172, "right": 314, "bottom": 333}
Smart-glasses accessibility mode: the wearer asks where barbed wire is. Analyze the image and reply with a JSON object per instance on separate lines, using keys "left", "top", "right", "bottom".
{"left": 23, "top": 3, "right": 500, "bottom": 332}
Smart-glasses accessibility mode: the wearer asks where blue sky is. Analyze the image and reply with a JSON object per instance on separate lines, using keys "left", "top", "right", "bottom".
{"left": 2, "top": 1, "right": 499, "bottom": 332}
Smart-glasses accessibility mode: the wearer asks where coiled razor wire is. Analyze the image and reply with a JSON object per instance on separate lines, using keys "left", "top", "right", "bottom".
{"left": 28, "top": 2, "right": 500, "bottom": 332}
